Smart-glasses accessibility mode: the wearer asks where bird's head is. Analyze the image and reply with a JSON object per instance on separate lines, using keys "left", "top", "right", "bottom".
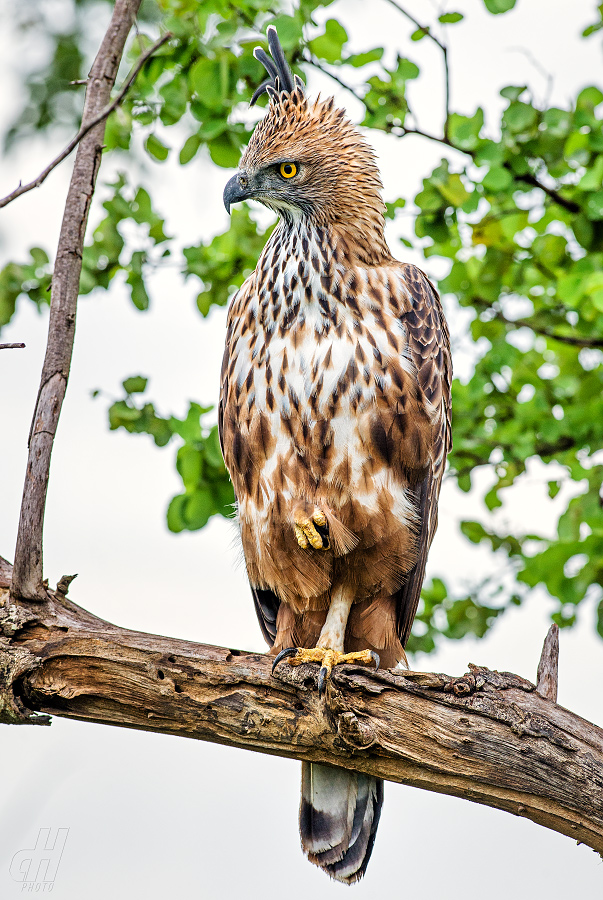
{"left": 223, "top": 26, "right": 386, "bottom": 240}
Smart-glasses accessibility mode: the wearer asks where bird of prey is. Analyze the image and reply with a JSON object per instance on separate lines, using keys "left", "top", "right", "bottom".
{"left": 220, "top": 26, "right": 452, "bottom": 884}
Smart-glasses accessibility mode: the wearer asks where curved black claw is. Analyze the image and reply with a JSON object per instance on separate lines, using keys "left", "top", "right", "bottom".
{"left": 371, "top": 651, "right": 380, "bottom": 671}
{"left": 318, "top": 666, "right": 328, "bottom": 698}
{"left": 313, "top": 519, "right": 330, "bottom": 550}
{"left": 272, "top": 647, "right": 299, "bottom": 674}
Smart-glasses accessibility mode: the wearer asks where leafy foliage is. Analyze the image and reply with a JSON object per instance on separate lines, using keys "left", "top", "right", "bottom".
{"left": 0, "top": 248, "right": 52, "bottom": 327}
{"left": 81, "top": 173, "right": 171, "bottom": 309}
{"left": 184, "top": 207, "right": 275, "bottom": 316}
{"left": 2, "top": 0, "right": 603, "bottom": 651}
{"left": 108, "top": 378, "right": 234, "bottom": 531}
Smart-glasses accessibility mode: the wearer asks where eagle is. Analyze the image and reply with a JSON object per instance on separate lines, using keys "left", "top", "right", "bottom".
{"left": 219, "top": 27, "right": 452, "bottom": 884}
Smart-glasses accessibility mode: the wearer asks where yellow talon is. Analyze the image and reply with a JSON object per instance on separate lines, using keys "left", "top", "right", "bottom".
{"left": 293, "top": 507, "right": 329, "bottom": 550}
{"left": 294, "top": 524, "right": 309, "bottom": 549}
{"left": 272, "top": 646, "right": 379, "bottom": 697}
{"left": 304, "top": 519, "right": 324, "bottom": 550}
{"left": 312, "top": 509, "right": 327, "bottom": 528}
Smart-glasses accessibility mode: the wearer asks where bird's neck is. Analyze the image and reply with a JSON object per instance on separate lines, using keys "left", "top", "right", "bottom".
{"left": 274, "top": 213, "right": 392, "bottom": 269}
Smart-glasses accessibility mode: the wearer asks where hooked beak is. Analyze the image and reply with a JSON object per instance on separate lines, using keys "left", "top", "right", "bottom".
{"left": 223, "top": 173, "right": 252, "bottom": 214}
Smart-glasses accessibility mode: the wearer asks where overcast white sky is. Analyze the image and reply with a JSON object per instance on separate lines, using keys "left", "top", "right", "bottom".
{"left": 1, "top": 1, "right": 603, "bottom": 897}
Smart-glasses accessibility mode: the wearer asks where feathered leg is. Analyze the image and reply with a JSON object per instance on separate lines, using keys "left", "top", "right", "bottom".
{"left": 273, "top": 585, "right": 384, "bottom": 882}
{"left": 272, "top": 586, "right": 379, "bottom": 695}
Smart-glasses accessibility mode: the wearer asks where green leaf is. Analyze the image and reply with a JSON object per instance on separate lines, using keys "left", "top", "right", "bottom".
{"left": 585, "top": 190, "right": 603, "bottom": 220}
{"left": 482, "top": 166, "right": 513, "bottom": 192}
{"left": 177, "top": 445, "right": 203, "bottom": 490}
{"left": 548, "top": 481, "right": 561, "bottom": 499}
{"left": 500, "top": 85, "right": 527, "bottom": 101}
{"left": 208, "top": 132, "right": 241, "bottom": 168}
{"left": 598, "top": 598, "right": 603, "bottom": 639}
{"left": 189, "top": 57, "right": 225, "bottom": 109}
{"left": 343, "top": 48, "right": 384, "bottom": 67}
{"left": 122, "top": 376, "right": 148, "bottom": 394}
{"left": 503, "top": 101, "right": 538, "bottom": 134}
{"left": 448, "top": 109, "right": 484, "bottom": 150}
{"left": 411, "top": 27, "right": 429, "bottom": 41}
{"left": 126, "top": 270, "right": 150, "bottom": 311}
{"left": 439, "top": 13, "right": 463, "bottom": 23}
{"left": 397, "top": 58, "right": 420, "bottom": 80}
{"left": 159, "top": 76, "right": 188, "bottom": 126}
{"left": 184, "top": 489, "right": 215, "bottom": 530}
{"left": 436, "top": 173, "right": 470, "bottom": 207}
{"left": 179, "top": 134, "right": 202, "bottom": 165}
{"left": 576, "top": 86, "right": 603, "bottom": 109}
{"left": 204, "top": 425, "right": 224, "bottom": 469}
{"left": 309, "top": 19, "right": 348, "bottom": 62}
{"left": 29, "top": 247, "right": 49, "bottom": 266}
{"left": 460, "top": 521, "right": 488, "bottom": 544}
{"left": 385, "top": 198, "right": 406, "bottom": 218}
{"left": 167, "top": 494, "right": 187, "bottom": 533}
{"left": 145, "top": 134, "right": 169, "bottom": 161}
{"left": 483, "top": 0, "right": 516, "bottom": 13}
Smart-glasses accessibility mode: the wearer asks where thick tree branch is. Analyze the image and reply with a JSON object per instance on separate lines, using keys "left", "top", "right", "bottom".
{"left": 0, "top": 33, "right": 171, "bottom": 211}
{"left": 10, "top": 0, "right": 143, "bottom": 602}
{"left": 1, "top": 558, "right": 602, "bottom": 859}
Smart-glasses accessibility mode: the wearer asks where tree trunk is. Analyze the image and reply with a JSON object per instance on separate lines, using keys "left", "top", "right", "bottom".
{"left": 10, "top": 0, "right": 143, "bottom": 600}
{"left": 1, "top": 557, "right": 601, "bottom": 859}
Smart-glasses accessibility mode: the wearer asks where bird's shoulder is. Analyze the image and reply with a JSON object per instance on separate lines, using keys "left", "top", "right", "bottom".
{"left": 387, "top": 261, "right": 452, "bottom": 418}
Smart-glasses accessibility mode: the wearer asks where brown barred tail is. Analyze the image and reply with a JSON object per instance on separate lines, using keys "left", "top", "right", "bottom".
{"left": 299, "top": 761, "right": 383, "bottom": 884}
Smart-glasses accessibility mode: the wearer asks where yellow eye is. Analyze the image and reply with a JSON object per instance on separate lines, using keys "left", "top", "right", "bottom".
{"left": 279, "top": 162, "right": 297, "bottom": 179}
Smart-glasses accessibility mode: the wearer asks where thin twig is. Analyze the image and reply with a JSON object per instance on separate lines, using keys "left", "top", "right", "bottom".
{"left": 442, "top": 43, "right": 450, "bottom": 141}
{"left": 399, "top": 124, "right": 453, "bottom": 146}
{"left": 382, "top": 0, "right": 445, "bottom": 50}
{"left": 512, "top": 171, "right": 580, "bottom": 215}
{"left": 0, "top": 343, "right": 26, "bottom": 349}
{"left": 302, "top": 54, "right": 366, "bottom": 102}
{"left": 382, "top": 0, "right": 450, "bottom": 137}
{"left": 0, "top": 32, "right": 172, "bottom": 212}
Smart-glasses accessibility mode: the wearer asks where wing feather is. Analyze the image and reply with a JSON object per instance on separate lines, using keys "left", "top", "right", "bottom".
{"left": 394, "top": 266, "right": 452, "bottom": 648}
{"left": 219, "top": 276, "right": 283, "bottom": 647}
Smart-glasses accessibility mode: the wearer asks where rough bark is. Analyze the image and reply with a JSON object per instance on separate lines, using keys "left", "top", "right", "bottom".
{"left": 1, "top": 558, "right": 601, "bottom": 859}
{"left": 10, "top": 0, "right": 142, "bottom": 601}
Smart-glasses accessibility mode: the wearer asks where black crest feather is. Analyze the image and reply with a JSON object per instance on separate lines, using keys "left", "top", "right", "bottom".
{"left": 250, "top": 25, "right": 304, "bottom": 106}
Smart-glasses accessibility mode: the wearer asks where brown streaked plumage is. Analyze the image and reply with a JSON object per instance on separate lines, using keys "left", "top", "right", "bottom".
{"left": 219, "top": 26, "right": 451, "bottom": 885}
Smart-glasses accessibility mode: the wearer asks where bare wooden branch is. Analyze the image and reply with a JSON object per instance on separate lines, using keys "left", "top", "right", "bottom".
{"left": 537, "top": 623, "right": 559, "bottom": 702}
{"left": 0, "top": 32, "right": 171, "bottom": 211}
{"left": 0, "top": 558, "right": 601, "bottom": 858}
{"left": 10, "top": 0, "right": 143, "bottom": 602}
{"left": 0, "top": 343, "right": 26, "bottom": 349}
